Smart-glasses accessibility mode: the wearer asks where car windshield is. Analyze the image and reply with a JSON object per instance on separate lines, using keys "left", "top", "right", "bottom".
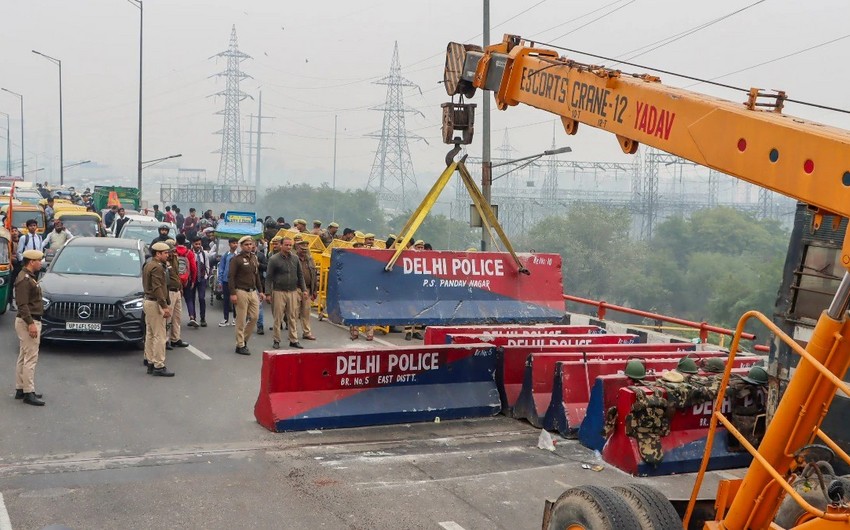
{"left": 10, "top": 211, "right": 44, "bottom": 231}
{"left": 51, "top": 245, "right": 141, "bottom": 277}
{"left": 119, "top": 223, "right": 175, "bottom": 241}
{"left": 61, "top": 218, "right": 100, "bottom": 237}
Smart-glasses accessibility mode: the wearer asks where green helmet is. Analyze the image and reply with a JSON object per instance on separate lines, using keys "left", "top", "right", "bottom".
{"left": 704, "top": 357, "right": 726, "bottom": 373}
{"left": 676, "top": 356, "right": 699, "bottom": 374}
{"left": 624, "top": 359, "right": 646, "bottom": 380}
{"left": 742, "top": 365, "right": 768, "bottom": 385}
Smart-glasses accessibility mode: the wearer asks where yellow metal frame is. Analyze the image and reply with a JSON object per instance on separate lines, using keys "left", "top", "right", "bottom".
{"left": 686, "top": 310, "right": 850, "bottom": 529}
{"left": 385, "top": 157, "right": 526, "bottom": 273}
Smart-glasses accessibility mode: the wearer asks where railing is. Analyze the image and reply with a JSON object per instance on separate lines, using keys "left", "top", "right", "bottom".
{"left": 563, "top": 293, "right": 769, "bottom": 352}
{"left": 684, "top": 310, "right": 850, "bottom": 527}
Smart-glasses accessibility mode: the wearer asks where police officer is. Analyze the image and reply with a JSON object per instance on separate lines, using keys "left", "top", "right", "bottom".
{"left": 14, "top": 249, "right": 46, "bottom": 405}
{"left": 320, "top": 222, "right": 339, "bottom": 246}
{"left": 229, "top": 236, "right": 264, "bottom": 355}
{"left": 295, "top": 237, "right": 317, "bottom": 341}
{"left": 266, "top": 236, "right": 306, "bottom": 349}
{"left": 143, "top": 242, "right": 174, "bottom": 377}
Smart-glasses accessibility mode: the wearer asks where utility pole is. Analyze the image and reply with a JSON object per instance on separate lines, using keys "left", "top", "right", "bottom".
{"left": 32, "top": 50, "right": 64, "bottom": 185}
{"left": 0, "top": 112, "right": 10, "bottom": 177}
{"left": 1, "top": 89, "right": 25, "bottom": 180}
{"left": 481, "top": 0, "right": 492, "bottom": 250}
{"left": 126, "top": 0, "right": 143, "bottom": 194}
{"left": 332, "top": 114, "right": 338, "bottom": 219}
{"left": 246, "top": 114, "right": 254, "bottom": 182}
{"left": 246, "top": 90, "right": 274, "bottom": 195}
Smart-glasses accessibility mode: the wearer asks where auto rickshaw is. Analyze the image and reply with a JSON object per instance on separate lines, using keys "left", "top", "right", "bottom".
{"left": 53, "top": 208, "right": 106, "bottom": 238}
{"left": 1, "top": 203, "right": 47, "bottom": 234}
{"left": 0, "top": 226, "right": 11, "bottom": 315}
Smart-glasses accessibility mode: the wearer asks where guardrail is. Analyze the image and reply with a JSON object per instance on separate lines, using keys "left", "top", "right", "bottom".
{"left": 563, "top": 294, "right": 769, "bottom": 352}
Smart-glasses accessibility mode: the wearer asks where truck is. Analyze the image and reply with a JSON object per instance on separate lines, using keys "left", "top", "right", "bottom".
{"left": 442, "top": 34, "right": 850, "bottom": 529}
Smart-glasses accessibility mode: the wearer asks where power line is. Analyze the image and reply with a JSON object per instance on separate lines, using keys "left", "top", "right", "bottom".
{"left": 615, "top": 0, "right": 767, "bottom": 63}
{"left": 547, "top": 0, "right": 637, "bottom": 42}
{"left": 528, "top": 0, "right": 632, "bottom": 40}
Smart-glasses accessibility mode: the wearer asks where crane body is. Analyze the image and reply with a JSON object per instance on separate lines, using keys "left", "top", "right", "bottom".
{"left": 442, "top": 34, "right": 850, "bottom": 529}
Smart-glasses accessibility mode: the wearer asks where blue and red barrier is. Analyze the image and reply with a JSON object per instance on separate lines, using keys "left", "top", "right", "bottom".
{"left": 487, "top": 340, "right": 693, "bottom": 414}
{"left": 512, "top": 350, "right": 716, "bottom": 428}
{"left": 447, "top": 332, "right": 637, "bottom": 348}
{"left": 601, "top": 385, "right": 753, "bottom": 476}
{"left": 543, "top": 354, "right": 736, "bottom": 437}
{"left": 254, "top": 344, "right": 501, "bottom": 432}
{"left": 423, "top": 324, "right": 604, "bottom": 346}
{"left": 326, "top": 249, "right": 564, "bottom": 326}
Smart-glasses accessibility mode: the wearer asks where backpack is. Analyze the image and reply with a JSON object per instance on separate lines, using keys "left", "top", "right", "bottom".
{"left": 177, "top": 254, "right": 190, "bottom": 286}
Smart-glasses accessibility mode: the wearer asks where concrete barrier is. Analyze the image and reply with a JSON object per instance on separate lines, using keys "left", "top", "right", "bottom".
{"left": 326, "top": 249, "right": 564, "bottom": 326}
{"left": 578, "top": 359, "right": 760, "bottom": 451}
{"left": 601, "top": 384, "right": 752, "bottom": 476}
{"left": 254, "top": 343, "right": 501, "bottom": 432}
{"left": 512, "top": 351, "right": 721, "bottom": 428}
{"left": 488, "top": 342, "right": 696, "bottom": 415}
{"left": 423, "top": 324, "right": 604, "bottom": 346}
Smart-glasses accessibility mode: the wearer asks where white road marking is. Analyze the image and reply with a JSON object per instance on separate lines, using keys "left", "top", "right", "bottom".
{"left": 186, "top": 345, "right": 211, "bottom": 360}
{"left": 554, "top": 479, "right": 569, "bottom": 489}
{"left": 371, "top": 336, "right": 394, "bottom": 347}
{"left": 0, "top": 492, "right": 13, "bottom": 530}
{"left": 438, "top": 522, "right": 466, "bottom": 530}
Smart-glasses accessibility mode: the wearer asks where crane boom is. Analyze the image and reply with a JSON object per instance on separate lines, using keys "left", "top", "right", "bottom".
{"left": 444, "top": 35, "right": 850, "bottom": 221}
{"left": 442, "top": 35, "right": 850, "bottom": 529}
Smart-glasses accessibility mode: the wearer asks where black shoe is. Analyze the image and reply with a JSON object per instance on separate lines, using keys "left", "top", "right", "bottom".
{"left": 143, "top": 358, "right": 149, "bottom": 367}
{"left": 23, "top": 393, "right": 45, "bottom": 406}
{"left": 289, "top": 342, "right": 303, "bottom": 349}
{"left": 166, "top": 342, "right": 173, "bottom": 350}
{"left": 151, "top": 366, "right": 175, "bottom": 377}
{"left": 257, "top": 327, "right": 265, "bottom": 335}
{"left": 273, "top": 341, "right": 280, "bottom": 349}
{"left": 235, "top": 346, "right": 251, "bottom": 355}
{"left": 15, "top": 389, "right": 43, "bottom": 399}
{"left": 147, "top": 363, "right": 154, "bottom": 375}
{"left": 200, "top": 320, "right": 207, "bottom": 327}
{"left": 405, "top": 331, "right": 412, "bottom": 341}
{"left": 171, "top": 340, "right": 190, "bottom": 348}
{"left": 412, "top": 332, "right": 424, "bottom": 340}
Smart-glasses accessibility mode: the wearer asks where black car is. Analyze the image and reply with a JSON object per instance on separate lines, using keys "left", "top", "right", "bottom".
{"left": 40, "top": 237, "right": 146, "bottom": 345}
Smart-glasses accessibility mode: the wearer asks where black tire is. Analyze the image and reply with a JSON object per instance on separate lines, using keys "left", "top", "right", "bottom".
{"left": 774, "top": 487, "right": 830, "bottom": 528}
{"left": 612, "top": 484, "right": 682, "bottom": 530}
{"left": 544, "top": 485, "right": 642, "bottom": 530}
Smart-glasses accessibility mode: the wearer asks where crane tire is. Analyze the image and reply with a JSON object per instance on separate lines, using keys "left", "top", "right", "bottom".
{"left": 543, "top": 485, "right": 641, "bottom": 530}
{"left": 612, "top": 484, "right": 682, "bottom": 530}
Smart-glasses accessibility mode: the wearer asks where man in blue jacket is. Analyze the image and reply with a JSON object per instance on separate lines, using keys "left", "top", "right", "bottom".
{"left": 218, "top": 238, "right": 239, "bottom": 326}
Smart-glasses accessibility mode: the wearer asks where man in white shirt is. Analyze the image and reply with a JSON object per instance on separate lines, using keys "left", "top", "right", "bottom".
{"left": 43, "top": 219, "right": 72, "bottom": 249}
{"left": 17, "top": 219, "right": 43, "bottom": 261}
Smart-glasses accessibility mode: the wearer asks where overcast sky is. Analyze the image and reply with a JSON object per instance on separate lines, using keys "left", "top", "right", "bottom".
{"left": 2, "top": 0, "right": 849, "bottom": 193}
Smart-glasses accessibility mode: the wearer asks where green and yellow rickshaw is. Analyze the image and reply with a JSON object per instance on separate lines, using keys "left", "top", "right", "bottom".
{"left": 0, "top": 226, "right": 11, "bottom": 315}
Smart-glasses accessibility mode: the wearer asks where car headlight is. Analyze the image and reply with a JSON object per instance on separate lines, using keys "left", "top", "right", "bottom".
{"left": 122, "top": 297, "right": 144, "bottom": 311}
{"left": 42, "top": 297, "right": 51, "bottom": 310}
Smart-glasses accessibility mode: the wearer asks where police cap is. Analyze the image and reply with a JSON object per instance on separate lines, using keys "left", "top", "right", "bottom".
{"left": 313, "top": 220, "right": 322, "bottom": 226}
{"left": 165, "top": 239, "right": 176, "bottom": 248}
{"left": 363, "top": 233, "right": 375, "bottom": 239}
{"left": 293, "top": 219, "right": 307, "bottom": 225}
{"left": 238, "top": 235, "right": 253, "bottom": 245}
{"left": 676, "top": 356, "right": 699, "bottom": 374}
{"left": 742, "top": 365, "right": 768, "bottom": 385}
{"left": 466, "top": 247, "right": 477, "bottom": 252}
{"left": 22, "top": 249, "right": 44, "bottom": 260}
{"left": 328, "top": 222, "right": 339, "bottom": 228}
{"left": 414, "top": 239, "right": 425, "bottom": 246}
{"left": 293, "top": 234, "right": 303, "bottom": 242}
{"left": 354, "top": 231, "right": 365, "bottom": 238}
{"left": 151, "top": 242, "right": 170, "bottom": 252}
{"left": 624, "top": 359, "right": 646, "bottom": 380}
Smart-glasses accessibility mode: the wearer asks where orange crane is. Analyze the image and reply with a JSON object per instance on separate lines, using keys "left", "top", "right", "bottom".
{"left": 442, "top": 34, "right": 850, "bottom": 530}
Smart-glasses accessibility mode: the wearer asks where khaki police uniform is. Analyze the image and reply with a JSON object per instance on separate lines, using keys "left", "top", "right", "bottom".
{"left": 143, "top": 249, "right": 170, "bottom": 369}
{"left": 297, "top": 242, "right": 317, "bottom": 339}
{"left": 229, "top": 237, "right": 263, "bottom": 348}
{"left": 166, "top": 250, "right": 183, "bottom": 343}
{"left": 265, "top": 248, "right": 306, "bottom": 345}
{"left": 14, "top": 251, "right": 44, "bottom": 395}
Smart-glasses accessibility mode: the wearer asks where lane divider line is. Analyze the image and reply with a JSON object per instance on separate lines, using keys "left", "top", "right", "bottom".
{"left": 0, "top": 492, "right": 13, "bottom": 530}
{"left": 438, "top": 523, "right": 466, "bottom": 530}
{"left": 186, "top": 345, "right": 211, "bottom": 360}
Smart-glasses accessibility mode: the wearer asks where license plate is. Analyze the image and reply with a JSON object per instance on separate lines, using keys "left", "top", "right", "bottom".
{"left": 66, "top": 322, "right": 102, "bottom": 331}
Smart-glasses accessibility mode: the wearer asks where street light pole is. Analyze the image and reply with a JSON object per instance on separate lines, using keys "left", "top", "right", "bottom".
{"left": 481, "top": 0, "right": 491, "bottom": 251}
{"left": 32, "top": 50, "right": 64, "bottom": 186}
{"left": 127, "top": 0, "right": 143, "bottom": 195}
{"left": 0, "top": 111, "right": 10, "bottom": 177}
{"left": 1, "top": 88, "right": 24, "bottom": 180}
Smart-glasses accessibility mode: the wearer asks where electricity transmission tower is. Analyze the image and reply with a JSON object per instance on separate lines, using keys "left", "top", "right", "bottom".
{"left": 366, "top": 42, "right": 424, "bottom": 212}
{"left": 211, "top": 25, "right": 252, "bottom": 186}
